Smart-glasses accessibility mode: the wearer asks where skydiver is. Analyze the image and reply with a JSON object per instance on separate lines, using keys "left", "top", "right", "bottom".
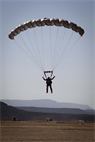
{"left": 42, "top": 75, "right": 55, "bottom": 93}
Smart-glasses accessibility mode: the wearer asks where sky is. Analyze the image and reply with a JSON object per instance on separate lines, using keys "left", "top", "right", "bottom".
{"left": 0, "top": 0, "right": 95, "bottom": 109}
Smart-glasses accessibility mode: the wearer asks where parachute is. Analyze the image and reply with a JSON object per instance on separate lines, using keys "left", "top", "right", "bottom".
{"left": 8, "top": 18, "right": 84, "bottom": 73}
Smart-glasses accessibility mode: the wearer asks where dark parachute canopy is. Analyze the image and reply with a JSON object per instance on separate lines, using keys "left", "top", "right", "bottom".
{"left": 9, "top": 18, "right": 84, "bottom": 39}
{"left": 8, "top": 18, "right": 84, "bottom": 72}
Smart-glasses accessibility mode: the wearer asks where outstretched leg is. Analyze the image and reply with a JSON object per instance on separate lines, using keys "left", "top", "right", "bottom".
{"left": 50, "top": 85, "right": 53, "bottom": 93}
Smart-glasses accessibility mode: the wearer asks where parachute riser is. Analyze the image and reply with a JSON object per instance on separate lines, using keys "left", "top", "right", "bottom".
{"left": 44, "top": 71, "right": 53, "bottom": 78}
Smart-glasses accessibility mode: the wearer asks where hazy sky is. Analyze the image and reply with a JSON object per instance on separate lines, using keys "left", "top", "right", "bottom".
{"left": 0, "top": 0, "right": 95, "bottom": 109}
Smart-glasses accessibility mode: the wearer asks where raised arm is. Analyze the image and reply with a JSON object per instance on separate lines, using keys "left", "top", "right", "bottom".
{"left": 51, "top": 76, "right": 55, "bottom": 80}
{"left": 42, "top": 76, "right": 46, "bottom": 81}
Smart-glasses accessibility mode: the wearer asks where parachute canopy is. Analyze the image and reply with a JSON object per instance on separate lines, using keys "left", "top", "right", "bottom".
{"left": 8, "top": 18, "right": 84, "bottom": 72}
{"left": 9, "top": 18, "right": 84, "bottom": 40}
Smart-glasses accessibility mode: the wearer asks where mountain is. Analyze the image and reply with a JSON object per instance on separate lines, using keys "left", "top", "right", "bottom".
{"left": 0, "top": 102, "right": 94, "bottom": 121}
{"left": 16, "top": 106, "right": 95, "bottom": 115}
{"left": 0, "top": 101, "right": 36, "bottom": 120}
{"left": 1, "top": 99, "right": 93, "bottom": 110}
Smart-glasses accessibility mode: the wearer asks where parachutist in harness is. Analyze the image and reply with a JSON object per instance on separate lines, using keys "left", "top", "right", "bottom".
{"left": 42, "top": 71, "right": 55, "bottom": 93}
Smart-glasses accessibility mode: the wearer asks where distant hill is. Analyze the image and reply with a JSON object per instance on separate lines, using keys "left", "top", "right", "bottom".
{"left": 16, "top": 106, "right": 95, "bottom": 115}
{"left": 1, "top": 99, "right": 93, "bottom": 110}
{"left": 0, "top": 102, "right": 35, "bottom": 121}
{"left": 0, "top": 102, "right": 94, "bottom": 122}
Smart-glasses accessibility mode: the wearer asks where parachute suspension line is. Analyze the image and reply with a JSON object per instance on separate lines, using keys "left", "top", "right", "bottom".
{"left": 41, "top": 27, "right": 45, "bottom": 70}
{"left": 33, "top": 28, "right": 44, "bottom": 71}
{"left": 19, "top": 34, "right": 38, "bottom": 61}
{"left": 52, "top": 27, "right": 59, "bottom": 70}
{"left": 19, "top": 34, "right": 44, "bottom": 71}
{"left": 53, "top": 35, "right": 81, "bottom": 71}
{"left": 14, "top": 38, "right": 43, "bottom": 71}
{"left": 26, "top": 30, "right": 43, "bottom": 69}
{"left": 53, "top": 31, "right": 74, "bottom": 71}
{"left": 20, "top": 34, "right": 44, "bottom": 71}
{"left": 50, "top": 26, "right": 53, "bottom": 70}
{"left": 52, "top": 28, "right": 66, "bottom": 70}
{"left": 53, "top": 31, "right": 74, "bottom": 70}
{"left": 56, "top": 28, "right": 66, "bottom": 56}
{"left": 27, "top": 30, "right": 45, "bottom": 71}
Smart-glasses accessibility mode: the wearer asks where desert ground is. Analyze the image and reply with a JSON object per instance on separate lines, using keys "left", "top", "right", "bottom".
{"left": 0, "top": 121, "right": 95, "bottom": 142}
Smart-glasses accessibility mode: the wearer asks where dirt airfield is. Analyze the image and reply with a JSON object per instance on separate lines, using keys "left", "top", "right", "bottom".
{"left": 0, "top": 120, "right": 95, "bottom": 142}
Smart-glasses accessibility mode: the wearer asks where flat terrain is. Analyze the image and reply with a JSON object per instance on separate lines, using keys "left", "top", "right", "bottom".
{"left": 0, "top": 121, "right": 95, "bottom": 142}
